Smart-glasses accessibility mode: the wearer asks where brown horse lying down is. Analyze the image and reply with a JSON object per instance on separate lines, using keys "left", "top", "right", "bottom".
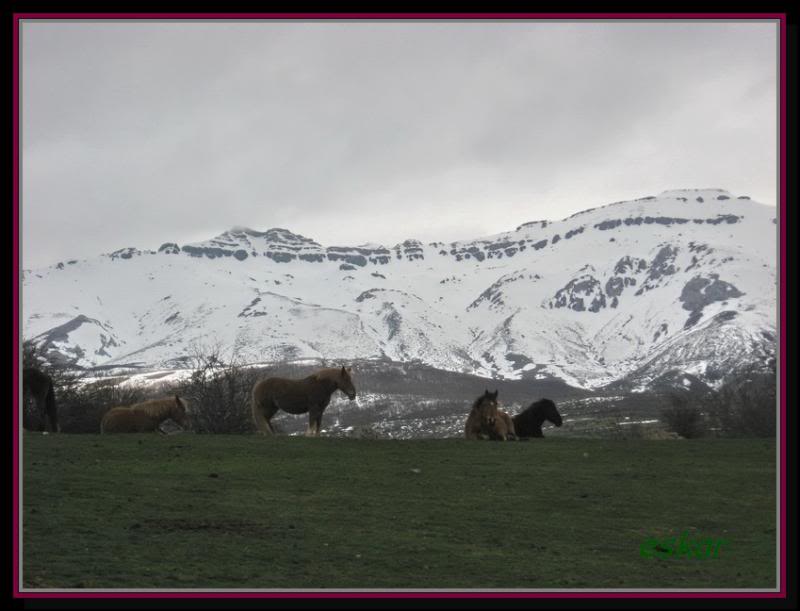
{"left": 101, "top": 396, "right": 189, "bottom": 434}
{"left": 489, "top": 410, "right": 517, "bottom": 441}
{"left": 251, "top": 366, "right": 356, "bottom": 437}
{"left": 464, "top": 389, "right": 500, "bottom": 440}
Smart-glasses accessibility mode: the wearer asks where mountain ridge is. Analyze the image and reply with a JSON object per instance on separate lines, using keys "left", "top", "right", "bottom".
{"left": 22, "top": 188, "right": 777, "bottom": 392}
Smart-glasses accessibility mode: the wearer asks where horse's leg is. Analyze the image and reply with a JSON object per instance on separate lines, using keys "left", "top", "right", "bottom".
{"left": 305, "top": 412, "right": 317, "bottom": 437}
{"left": 501, "top": 415, "right": 515, "bottom": 440}
{"left": 303, "top": 409, "right": 323, "bottom": 437}
{"left": 264, "top": 404, "right": 279, "bottom": 435}
{"left": 307, "top": 401, "right": 327, "bottom": 437}
{"left": 506, "top": 416, "right": 517, "bottom": 441}
{"left": 254, "top": 399, "right": 279, "bottom": 435}
{"left": 253, "top": 403, "right": 278, "bottom": 435}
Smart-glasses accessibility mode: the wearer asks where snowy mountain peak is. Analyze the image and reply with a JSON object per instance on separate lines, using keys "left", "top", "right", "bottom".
{"left": 215, "top": 226, "right": 320, "bottom": 247}
{"left": 657, "top": 188, "right": 737, "bottom": 201}
{"left": 23, "top": 190, "right": 777, "bottom": 391}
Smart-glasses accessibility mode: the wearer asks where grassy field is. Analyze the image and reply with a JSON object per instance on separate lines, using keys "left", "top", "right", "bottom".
{"left": 21, "top": 434, "right": 776, "bottom": 590}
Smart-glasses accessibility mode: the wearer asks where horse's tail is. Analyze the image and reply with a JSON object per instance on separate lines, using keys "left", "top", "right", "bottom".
{"left": 251, "top": 380, "right": 273, "bottom": 435}
{"left": 251, "top": 383, "right": 260, "bottom": 421}
{"left": 46, "top": 379, "right": 59, "bottom": 433}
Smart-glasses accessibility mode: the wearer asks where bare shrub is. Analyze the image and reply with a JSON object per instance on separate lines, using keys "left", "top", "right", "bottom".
{"left": 22, "top": 339, "right": 43, "bottom": 371}
{"left": 589, "top": 417, "right": 627, "bottom": 439}
{"left": 619, "top": 422, "right": 646, "bottom": 439}
{"left": 657, "top": 365, "right": 775, "bottom": 439}
{"left": 661, "top": 393, "right": 707, "bottom": 439}
{"left": 710, "top": 366, "right": 777, "bottom": 438}
{"left": 178, "top": 344, "right": 259, "bottom": 434}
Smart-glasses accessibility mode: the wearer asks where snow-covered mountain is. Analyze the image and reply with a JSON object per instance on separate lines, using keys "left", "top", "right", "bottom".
{"left": 22, "top": 188, "right": 777, "bottom": 391}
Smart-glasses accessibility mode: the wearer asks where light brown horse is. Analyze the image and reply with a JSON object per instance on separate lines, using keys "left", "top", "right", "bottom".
{"left": 489, "top": 409, "right": 517, "bottom": 441}
{"left": 22, "top": 367, "right": 59, "bottom": 432}
{"left": 100, "top": 395, "right": 189, "bottom": 434}
{"left": 464, "top": 389, "right": 500, "bottom": 440}
{"left": 251, "top": 366, "right": 356, "bottom": 437}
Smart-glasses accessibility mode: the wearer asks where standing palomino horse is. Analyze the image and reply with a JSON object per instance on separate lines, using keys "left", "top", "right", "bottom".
{"left": 251, "top": 366, "right": 357, "bottom": 437}
{"left": 22, "top": 367, "right": 59, "bottom": 432}
{"left": 101, "top": 396, "right": 189, "bottom": 434}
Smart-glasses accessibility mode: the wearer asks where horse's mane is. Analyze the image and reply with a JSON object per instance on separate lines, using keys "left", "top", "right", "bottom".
{"left": 310, "top": 368, "right": 355, "bottom": 393}
{"left": 515, "top": 399, "right": 557, "bottom": 424}
{"left": 470, "top": 394, "right": 491, "bottom": 412}
{"left": 310, "top": 368, "right": 343, "bottom": 382}
{"left": 133, "top": 397, "right": 181, "bottom": 419}
{"left": 513, "top": 399, "right": 560, "bottom": 430}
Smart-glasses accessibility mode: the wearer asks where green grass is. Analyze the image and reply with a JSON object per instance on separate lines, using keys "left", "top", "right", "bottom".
{"left": 21, "top": 434, "right": 776, "bottom": 590}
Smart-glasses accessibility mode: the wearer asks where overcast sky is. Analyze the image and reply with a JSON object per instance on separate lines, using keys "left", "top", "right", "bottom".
{"left": 21, "top": 19, "right": 778, "bottom": 269}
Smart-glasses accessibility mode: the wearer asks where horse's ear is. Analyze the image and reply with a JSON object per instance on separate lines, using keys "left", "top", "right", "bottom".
{"left": 341, "top": 366, "right": 347, "bottom": 376}
{"left": 484, "top": 388, "right": 489, "bottom": 396}
{"left": 492, "top": 390, "right": 499, "bottom": 399}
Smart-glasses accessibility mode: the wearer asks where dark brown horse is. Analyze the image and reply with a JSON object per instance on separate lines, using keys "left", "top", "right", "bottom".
{"left": 251, "top": 366, "right": 356, "bottom": 437}
{"left": 464, "top": 389, "right": 500, "bottom": 440}
{"left": 512, "top": 398, "right": 563, "bottom": 438}
{"left": 22, "top": 367, "right": 59, "bottom": 432}
{"left": 101, "top": 396, "right": 189, "bottom": 434}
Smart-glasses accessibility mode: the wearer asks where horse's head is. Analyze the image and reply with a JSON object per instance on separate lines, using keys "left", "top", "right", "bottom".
{"left": 477, "top": 389, "right": 500, "bottom": 426}
{"left": 172, "top": 395, "right": 189, "bottom": 427}
{"left": 338, "top": 366, "right": 357, "bottom": 401}
{"left": 539, "top": 398, "right": 562, "bottom": 427}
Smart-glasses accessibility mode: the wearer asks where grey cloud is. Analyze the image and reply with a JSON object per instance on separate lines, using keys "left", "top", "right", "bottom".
{"left": 21, "top": 20, "right": 778, "bottom": 268}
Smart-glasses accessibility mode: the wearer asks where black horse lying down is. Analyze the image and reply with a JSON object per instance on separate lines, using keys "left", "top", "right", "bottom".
{"left": 512, "top": 398, "right": 563, "bottom": 438}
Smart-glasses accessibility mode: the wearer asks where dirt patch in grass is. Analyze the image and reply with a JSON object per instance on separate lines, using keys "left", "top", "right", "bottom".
{"left": 137, "top": 517, "right": 278, "bottom": 537}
